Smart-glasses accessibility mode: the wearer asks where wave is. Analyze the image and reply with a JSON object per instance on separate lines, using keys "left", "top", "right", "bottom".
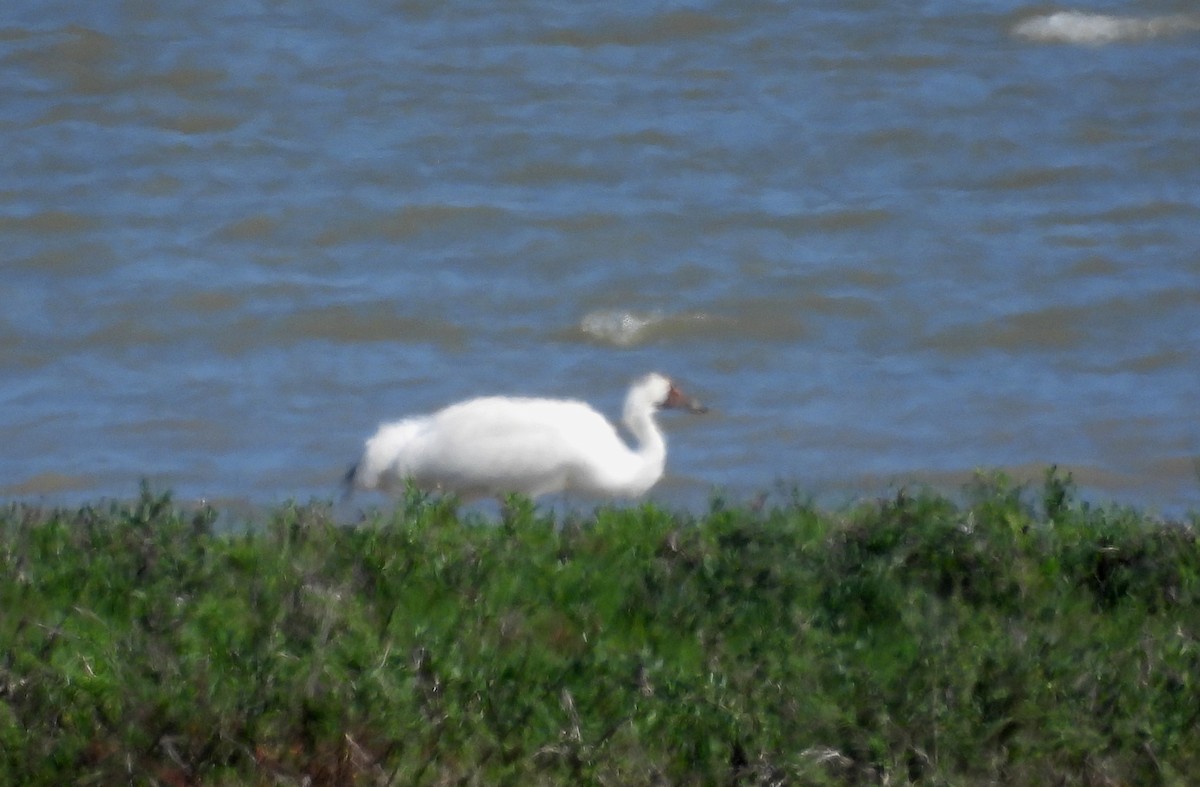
{"left": 579, "top": 310, "right": 665, "bottom": 347}
{"left": 1013, "top": 10, "right": 1200, "bottom": 45}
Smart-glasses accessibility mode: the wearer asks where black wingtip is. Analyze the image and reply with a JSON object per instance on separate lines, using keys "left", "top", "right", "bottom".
{"left": 341, "top": 462, "right": 358, "bottom": 502}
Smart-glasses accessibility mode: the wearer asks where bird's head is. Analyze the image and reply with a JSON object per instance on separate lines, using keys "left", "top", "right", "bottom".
{"left": 636, "top": 373, "right": 707, "bottom": 415}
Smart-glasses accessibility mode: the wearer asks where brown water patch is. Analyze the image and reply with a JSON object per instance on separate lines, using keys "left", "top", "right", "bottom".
{"left": 533, "top": 212, "right": 625, "bottom": 234}
{"left": 1117, "top": 349, "right": 1193, "bottom": 375}
{"left": 1037, "top": 200, "right": 1200, "bottom": 228}
{"left": 923, "top": 305, "right": 1085, "bottom": 355}
{"left": 985, "top": 164, "right": 1096, "bottom": 191}
{"left": 84, "top": 318, "right": 173, "bottom": 349}
{"left": 1146, "top": 456, "right": 1200, "bottom": 490}
{"left": 1064, "top": 254, "right": 1121, "bottom": 277}
{"left": 27, "top": 102, "right": 116, "bottom": 128}
{"left": 923, "top": 289, "right": 1200, "bottom": 356}
{"left": 121, "top": 416, "right": 232, "bottom": 447}
{"left": 13, "top": 243, "right": 117, "bottom": 273}
{"left": 803, "top": 265, "right": 900, "bottom": 291}
{"left": 1099, "top": 201, "right": 1200, "bottom": 223}
{"left": 500, "top": 160, "right": 614, "bottom": 186}
{"left": 715, "top": 207, "right": 894, "bottom": 236}
{"left": 1116, "top": 228, "right": 1179, "bottom": 249}
{"left": 168, "top": 289, "right": 245, "bottom": 316}
{"left": 1072, "top": 122, "right": 1134, "bottom": 146}
{"left": 857, "top": 127, "right": 945, "bottom": 157}
{"left": 537, "top": 10, "right": 735, "bottom": 48}
{"left": 1083, "top": 416, "right": 1195, "bottom": 460}
{"left": 134, "top": 173, "right": 184, "bottom": 197}
{"left": 156, "top": 65, "right": 227, "bottom": 94}
{"left": 161, "top": 112, "right": 241, "bottom": 135}
{"left": 0, "top": 210, "right": 99, "bottom": 234}
{"left": 36, "top": 25, "right": 120, "bottom": 93}
{"left": 792, "top": 292, "right": 880, "bottom": 319}
{"left": 4, "top": 472, "right": 99, "bottom": 496}
{"left": 0, "top": 26, "right": 34, "bottom": 42}
{"left": 877, "top": 53, "right": 954, "bottom": 71}
{"left": 611, "top": 129, "right": 680, "bottom": 148}
{"left": 216, "top": 214, "right": 282, "bottom": 242}
{"left": 218, "top": 302, "right": 467, "bottom": 353}
{"left": 1044, "top": 233, "right": 1105, "bottom": 249}
{"left": 313, "top": 204, "right": 511, "bottom": 247}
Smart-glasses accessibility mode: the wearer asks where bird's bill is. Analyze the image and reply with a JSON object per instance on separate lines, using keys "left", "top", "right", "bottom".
{"left": 663, "top": 384, "right": 707, "bottom": 414}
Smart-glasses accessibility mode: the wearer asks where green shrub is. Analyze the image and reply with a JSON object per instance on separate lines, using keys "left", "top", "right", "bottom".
{"left": 1, "top": 478, "right": 1197, "bottom": 784}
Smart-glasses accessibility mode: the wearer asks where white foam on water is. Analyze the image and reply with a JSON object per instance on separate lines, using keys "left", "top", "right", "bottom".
{"left": 1012, "top": 10, "right": 1200, "bottom": 45}
{"left": 579, "top": 310, "right": 661, "bottom": 346}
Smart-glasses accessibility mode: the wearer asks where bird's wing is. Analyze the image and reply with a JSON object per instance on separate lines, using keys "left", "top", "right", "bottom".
{"left": 409, "top": 398, "right": 629, "bottom": 495}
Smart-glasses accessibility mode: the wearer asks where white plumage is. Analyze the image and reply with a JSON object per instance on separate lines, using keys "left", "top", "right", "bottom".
{"left": 346, "top": 373, "right": 705, "bottom": 500}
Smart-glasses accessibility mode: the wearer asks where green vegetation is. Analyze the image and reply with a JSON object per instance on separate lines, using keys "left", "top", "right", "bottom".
{"left": 2, "top": 472, "right": 1198, "bottom": 785}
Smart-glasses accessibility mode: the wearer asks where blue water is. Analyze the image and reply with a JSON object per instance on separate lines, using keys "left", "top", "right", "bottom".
{"left": 3, "top": 1, "right": 1199, "bottom": 513}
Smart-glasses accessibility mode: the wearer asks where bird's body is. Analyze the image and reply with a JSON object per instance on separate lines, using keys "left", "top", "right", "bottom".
{"left": 347, "top": 373, "right": 704, "bottom": 500}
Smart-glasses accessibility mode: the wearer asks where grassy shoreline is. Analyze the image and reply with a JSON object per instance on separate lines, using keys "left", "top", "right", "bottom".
{"left": 2, "top": 473, "right": 1197, "bottom": 785}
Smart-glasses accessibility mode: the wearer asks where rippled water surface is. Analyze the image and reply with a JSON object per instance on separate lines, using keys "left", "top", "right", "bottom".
{"left": 4, "top": 1, "right": 1199, "bottom": 512}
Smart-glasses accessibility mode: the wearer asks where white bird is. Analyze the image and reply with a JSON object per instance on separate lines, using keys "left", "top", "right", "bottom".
{"left": 346, "top": 372, "right": 706, "bottom": 500}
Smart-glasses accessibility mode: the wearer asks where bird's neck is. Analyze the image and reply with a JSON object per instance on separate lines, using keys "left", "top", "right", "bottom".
{"left": 623, "top": 404, "right": 667, "bottom": 479}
